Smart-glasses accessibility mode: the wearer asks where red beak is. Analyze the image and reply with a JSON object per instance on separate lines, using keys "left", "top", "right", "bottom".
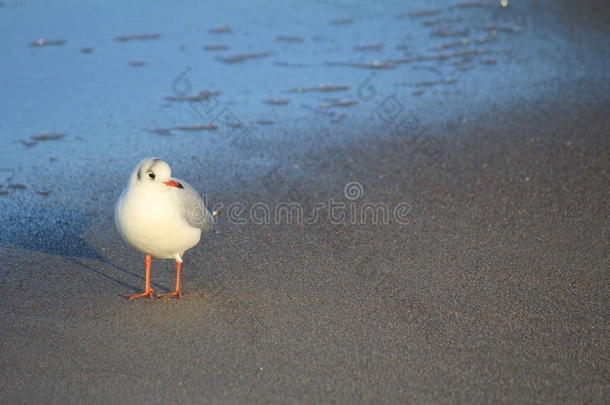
{"left": 163, "top": 180, "right": 183, "bottom": 189}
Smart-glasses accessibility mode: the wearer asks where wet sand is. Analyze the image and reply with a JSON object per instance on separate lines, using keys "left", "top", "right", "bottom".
{"left": 1, "top": 85, "right": 608, "bottom": 403}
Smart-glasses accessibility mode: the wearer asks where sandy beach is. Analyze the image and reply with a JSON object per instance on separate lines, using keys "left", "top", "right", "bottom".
{"left": 0, "top": 0, "right": 608, "bottom": 403}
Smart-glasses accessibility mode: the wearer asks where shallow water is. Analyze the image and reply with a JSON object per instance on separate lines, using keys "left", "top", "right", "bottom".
{"left": 0, "top": 0, "right": 606, "bottom": 230}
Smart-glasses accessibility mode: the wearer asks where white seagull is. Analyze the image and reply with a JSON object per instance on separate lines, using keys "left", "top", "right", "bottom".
{"left": 115, "top": 157, "right": 213, "bottom": 299}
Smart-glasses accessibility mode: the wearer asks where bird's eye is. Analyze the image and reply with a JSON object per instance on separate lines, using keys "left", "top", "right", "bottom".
{"left": 148, "top": 172, "right": 155, "bottom": 180}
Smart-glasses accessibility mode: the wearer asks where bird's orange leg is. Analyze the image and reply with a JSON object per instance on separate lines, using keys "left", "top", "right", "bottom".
{"left": 123, "top": 255, "right": 154, "bottom": 299}
{"left": 159, "top": 261, "right": 182, "bottom": 299}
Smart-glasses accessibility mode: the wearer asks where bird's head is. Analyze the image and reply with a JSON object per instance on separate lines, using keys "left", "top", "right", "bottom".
{"left": 132, "top": 157, "right": 183, "bottom": 189}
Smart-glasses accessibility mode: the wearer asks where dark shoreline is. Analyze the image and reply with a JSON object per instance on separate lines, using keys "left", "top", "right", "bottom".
{"left": 1, "top": 83, "right": 608, "bottom": 403}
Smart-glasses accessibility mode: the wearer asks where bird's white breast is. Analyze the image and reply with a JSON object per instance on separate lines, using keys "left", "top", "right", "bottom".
{"left": 115, "top": 185, "right": 201, "bottom": 261}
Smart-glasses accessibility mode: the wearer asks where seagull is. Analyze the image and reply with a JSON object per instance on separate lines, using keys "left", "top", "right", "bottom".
{"left": 115, "top": 158, "right": 213, "bottom": 299}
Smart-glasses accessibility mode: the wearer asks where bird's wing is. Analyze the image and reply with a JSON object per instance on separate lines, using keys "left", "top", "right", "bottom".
{"left": 174, "top": 178, "right": 213, "bottom": 233}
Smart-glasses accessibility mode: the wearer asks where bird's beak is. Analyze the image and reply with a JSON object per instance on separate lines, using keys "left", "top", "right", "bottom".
{"left": 163, "top": 180, "right": 184, "bottom": 189}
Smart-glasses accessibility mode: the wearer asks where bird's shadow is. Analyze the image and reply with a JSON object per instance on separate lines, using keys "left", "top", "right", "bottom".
{"left": 0, "top": 205, "right": 169, "bottom": 293}
{"left": 0, "top": 205, "right": 100, "bottom": 258}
